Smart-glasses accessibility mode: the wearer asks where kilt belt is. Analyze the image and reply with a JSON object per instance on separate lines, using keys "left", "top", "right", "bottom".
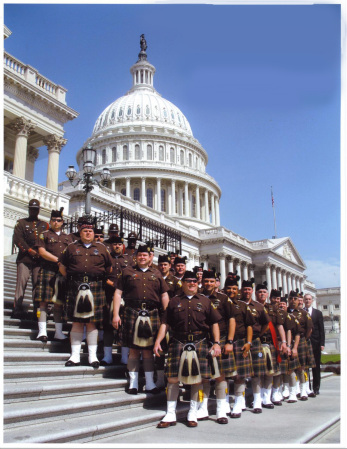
{"left": 68, "top": 274, "right": 105, "bottom": 283}
{"left": 125, "top": 299, "right": 159, "bottom": 311}
{"left": 171, "top": 331, "right": 208, "bottom": 343}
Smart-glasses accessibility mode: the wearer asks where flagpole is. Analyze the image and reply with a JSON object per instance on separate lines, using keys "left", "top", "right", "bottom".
{"left": 271, "top": 186, "right": 277, "bottom": 238}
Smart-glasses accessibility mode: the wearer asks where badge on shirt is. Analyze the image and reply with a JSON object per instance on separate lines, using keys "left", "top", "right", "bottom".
{"left": 76, "top": 249, "right": 81, "bottom": 254}
{"left": 94, "top": 249, "right": 99, "bottom": 255}
{"left": 197, "top": 302, "right": 203, "bottom": 311}
{"left": 39, "top": 233, "right": 44, "bottom": 240}
{"left": 132, "top": 273, "right": 139, "bottom": 279}
{"left": 213, "top": 300, "right": 220, "bottom": 308}
{"left": 177, "top": 280, "right": 182, "bottom": 287}
{"left": 177, "top": 303, "right": 182, "bottom": 309}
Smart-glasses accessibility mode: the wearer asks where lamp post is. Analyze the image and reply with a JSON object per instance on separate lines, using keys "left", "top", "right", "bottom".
{"left": 330, "top": 311, "right": 334, "bottom": 333}
{"left": 65, "top": 144, "right": 111, "bottom": 215}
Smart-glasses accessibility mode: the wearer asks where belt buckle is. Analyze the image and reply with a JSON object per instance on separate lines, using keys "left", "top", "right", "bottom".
{"left": 83, "top": 276, "right": 88, "bottom": 283}
{"left": 141, "top": 302, "right": 146, "bottom": 310}
{"left": 188, "top": 334, "right": 194, "bottom": 342}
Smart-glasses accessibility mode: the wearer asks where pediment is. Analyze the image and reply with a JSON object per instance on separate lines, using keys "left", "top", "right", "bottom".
{"left": 271, "top": 238, "right": 305, "bottom": 267}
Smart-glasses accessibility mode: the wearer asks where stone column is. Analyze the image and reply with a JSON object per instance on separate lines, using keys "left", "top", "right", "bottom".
{"left": 265, "top": 263, "right": 272, "bottom": 292}
{"left": 226, "top": 255, "right": 234, "bottom": 274}
{"left": 296, "top": 277, "right": 301, "bottom": 292}
{"left": 184, "top": 181, "right": 189, "bottom": 217}
{"left": 249, "top": 264, "right": 255, "bottom": 299}
{"left": 300, "top": 277, "right": 304, "bottom": 293}
{"left": 156, "top": 177, "right": 161, "bottom": 211}
{"left": 43, "top": 135, "right": 67, "bottom": 191}
{"left": 292, "top": 275, "right": 297, "bottom": 292}
{"left": 281, "top": 270, "right": 287, "bottom": 295}
{"left": 201, "top": 255, "right": 209, "bottom": 270}
{"left": 126, "top": 177, "right": 131, "bottom": 198}
{"left": 287, "top": 273, "right": 292, "bottom": 293}
{"left": 141, "top": 177, "right": 146, "bottom": 205}
{"left": 271, "top": 265, "right": 277, "bottom": 290}
{"left": 178, "top": 186, "right": 183, "bottom": 216}
{"left": 171, "top": 179, "right": 176, "bottom": 215}
{"left": 111, "top": 179, "right": 116, "bottom": 191}
{"left": 25, "top": 146, "right": 39, "bottom": 182}
{"left": 276, "top": 268, "right": 282, "bottom": 291}
{"left": 242, "top": 261, "right": 248, "bottom": 282}
{"left": 205, "top": 189, "right": 209, "bottom": 222}
{"left": 10, "top": 117, "right": 35, "bottom": 179}
{"left": 218, "top": 253, "right": 226, "bottom": 288}
{"left": 215, "top": 197, "right": 220, "bottom": 226}
{"left": 196, "top": 185, "right": 200, "bottom": 220}
{"left": 211, "top": 193, "right": 215, "bottom": 225}
{"left": 235, "top": 259, "right": 241, "bottom": 288}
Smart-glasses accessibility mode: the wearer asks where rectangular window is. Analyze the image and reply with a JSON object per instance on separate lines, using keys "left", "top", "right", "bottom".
{"left": 334, "top": 304, "right": 340, "bottom": 309}
{"left": 323, "top": 305, "right": 328, "bottom": 310}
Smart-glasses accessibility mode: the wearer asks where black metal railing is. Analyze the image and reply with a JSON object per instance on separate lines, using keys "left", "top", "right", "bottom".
{"left": 65, "top": 206, "right": 182, "bottom": 253}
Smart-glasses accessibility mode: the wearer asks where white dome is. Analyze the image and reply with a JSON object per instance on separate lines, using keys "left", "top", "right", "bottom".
{"left": 92, "top": 57, "right": 193, "bottom": 137}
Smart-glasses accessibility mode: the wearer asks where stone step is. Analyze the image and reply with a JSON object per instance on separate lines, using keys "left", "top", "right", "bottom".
{"left": 4, "top": 388, "right": 167, "bottom": 428}
{"left": 4, "top": 376, "right": 127, "bottom": 403}
{"left": 4, "top": 350, "right": 121, "bottom": 364}
{"left": 3, "top": 399, "right": 190, "bottom": 444}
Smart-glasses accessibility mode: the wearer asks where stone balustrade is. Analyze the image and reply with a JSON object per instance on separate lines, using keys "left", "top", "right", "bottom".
{"left": 4, "top": 51, "right": 67, "bottom": 104}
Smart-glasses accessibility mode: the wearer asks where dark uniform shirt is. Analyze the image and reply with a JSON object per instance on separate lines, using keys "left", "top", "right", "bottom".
{"left": 70, "top": 231, "right": 80, "bottom": 242}
{"left": 60, "top": 240, "right": 113, "bottom": 277}
{"left": 278, "top": 309, "right": 300, "bottom": 344}
{"left": 203, "top": 290, "right": 231, "bottom": 336}
{"left": 239, "top": 298, "right": 270, "bottom": 338}
{"left": 162, "top": 292, "right": 222, "bottom": 334}
{"left": 288, "top": 308, "right": 313, "bottom": 337}
{"left": 13, "top": 217, "right": 49, "bottom": 264}
{"left": 108, "top": 252, "right": 132, "bottom": 285}
{"left": 229, "top": 298, "right": 255, "bottom": 339}
{"left": 116, "top": 265, "right": 168, "bottom": 304}
{"left": 36, "top": 229, "right": 73, "bottom": 270}
{"left": 162, "top": 273, "right": 181, "bottom": 299}
{"left": 263, "top": 303, "right": 285, "bottom": 338}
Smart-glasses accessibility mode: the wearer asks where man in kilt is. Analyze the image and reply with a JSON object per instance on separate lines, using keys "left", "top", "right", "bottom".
{"left": 224, "top": 274, "right": 255, "bottom": 418}
{"left": 153, "top": 271, "right": 222, "bottom": 428}
{"left": 196, "top": 269, "right": 237, "bottom": 424}
{"left": 255, "top": 284, "right": 288, "bottom": 408}
{"left": 278, "top": 296, "right": 301, "bottom": 403}
{"left": 288, "top": 290, "right": 315, "bottom": 401}
{"left": 101, "top": 233, "right": 132, "bottom": 366}
{"left": 155, "top": 254, "right": 182, "bottom": 390}
{"left": 59, "top": 217, "right": 113, "bottom": 368}
{"left": 239, "top": 278, "right": 271, "bottom": 414}
{"left": 112, "top": 244, "right": 169, "bottom": 395}
{"left": 34, "top": 207, "right": 72, "bottom": 342}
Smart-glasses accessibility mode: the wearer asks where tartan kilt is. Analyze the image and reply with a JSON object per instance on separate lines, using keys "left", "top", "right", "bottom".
{"left": 234, "top": 338, "right": 254, "bottom": 378}
{"left": 306, "top": 339, "right": 316, "bottom": 369}
{"left": 65, "top": 279, "right": 105, "bottom": 326}
{"left": 121, "top": 306, "right": 160, "bottom": 349}
{"left": 250, "top": 338, "right": 268, "bottom": 377}
{"left": 279, "top": 354, "right": 289, "bottom": 375}
{"left": 287, "top": 352, "right": 301, "bottom": 372}
{"left": 267, "top": 343, "right": 281, "bottom": 376}
{"left": 165, "top": 337, "right": 210, "bottom": 379}
{"left": 103, "top": 284, "right": 115, "bottom": 331}
{"left": 34, "top": 268, "right": 61, "bottom": 303}
{"left": 214, "top": 335, "right": 237, "bottom": 378}
{"left": 297, "top": 338, "right": 308, "bottom": 370}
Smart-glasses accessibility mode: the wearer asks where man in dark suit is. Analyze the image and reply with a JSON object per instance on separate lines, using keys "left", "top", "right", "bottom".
{"left": 304, "top": 294, "right": 325, "bottom": 394}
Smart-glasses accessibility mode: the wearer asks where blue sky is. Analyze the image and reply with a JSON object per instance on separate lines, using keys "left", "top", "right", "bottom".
{"left": 4, "top": 3, "right": 341, "bottom": 288}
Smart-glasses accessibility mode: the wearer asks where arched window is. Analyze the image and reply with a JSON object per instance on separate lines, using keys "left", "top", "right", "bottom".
{"left": 145, "top": 105, "right": 150, "bottom": 116}
{"left": 136, "top": 105, "right": 141, "bottom": 115}
{"left": 118, "top": 108, "right": 123, "bottom": 117}
{"left": 159, "top": 145, "right": 164, "bottom": 161}
{"left": 163, "top": 108, "right": 168, "bottom": 118}
{"left": 111, "top": 110, "right": 115, "bottom": 119}
{"left": 102, "top": 149, "right": 106, "bottom": 165}
{"left": 171, "top": 110, "right": 175, "bottom": 120}
{"left": 123, "top": 145, "right": 128, "bottom": 161}
{"left": 188, "top": 153, "right": 192, "bottom": 167}
{"left": 127, "top": 106, "right": 132, "bottom": 116}
{"left": 135, "top": 144, "right": 141, "bottom": 160}
{"left": 112, "top": 147, "right": 117, "bottom": 162}
{"left": 134, "top": 188, "right": 140, "bottom": 201}
{"left": 180, "top": 150, "right": 185, "bottom": 166}
{"left": 147, "top": 144, "right": 153, "bottom": 160}
{"left": 161, "top": 189, "right": 166, "bottom": 212}
{"left": 121, "top": 188, "right": 126, "bottom": 196}
{"left": 147, "top": 188, "right": 153, "bottom": 208}
{"left": 170, "top": 147, "right": 175, "bottom": 163}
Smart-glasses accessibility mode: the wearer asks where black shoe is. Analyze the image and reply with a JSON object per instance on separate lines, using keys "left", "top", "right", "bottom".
{"left": 90, "top": 361, "right": 100, "bottom": 369}
{"left": 308, "top": 392, "right": 316, "bottom": 398}
{"left": 253, "top": 408, "right": 262, "bottom": 414}
{"left": 262, "top": 403, "right": 274, "bottom": 409}
{"left": 100, "top": 360, "right": 112, "bottom": 366}
{"left": 314, "top": 389, "right": 320, "bottom": 395}
{"left": 65, "top": 360, "right": 81, "bottom": 367}
{"left": 145, "top": 387, "right": 160, "bottom": 395}
{"left": 11, "top": 306, "right": 24, "bottom": 319}
{"left": 127, "top": 388, "right": 138, "bottom": 395}
{"left": 36, "top": 335, "right": 48, "bottom": 343}
{"left": 272, "top": 401, "right": 282, "bottom": 406}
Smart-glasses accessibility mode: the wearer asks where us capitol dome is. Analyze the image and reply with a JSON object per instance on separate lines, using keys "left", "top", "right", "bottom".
{"left": 70, "top": 37, "right": 221, "bottom": 229}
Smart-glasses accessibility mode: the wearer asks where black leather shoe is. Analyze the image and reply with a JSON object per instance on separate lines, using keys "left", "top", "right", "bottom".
{"left": 253, "top": 408, "right": 262, "bottom": 414}
{"left": 308, "top": 392, "right": 316, "bottom": 398}
{"left": 65, "top": 360, "right": 80, "bottom": 367}
{"left": 187, "top": 420, "right": 198, "bottom": 427}
{"left": 145, "top": 387, "right": 160, "bottom": 394}
{"left": 100, "top": 360, "right": 112, "bottom": 366}
{"left": 37, "top": 335, "right": 48, "bottom": 343}
{"left": 157, "top": 421, "right": 176, "bottom": 428}
{"left": 197, "top": 416, "right": 209, "bottom": 421}
{"left": 300, "top": 396, "right": 308, "bottom": 401}
{"left": 262, "top": 403, "right": 274, "bottom": 409}
{"left": 90, "top": 361, "right": 100, "bottom": 369}
{"left": 314, "top": 389, "right": 320, "bottom": 395}
{"left": 230, "top": 413, "right": 241, "bottom": 419}
{"left": 217, "top": 417, "right": 228, "bottom": 424}
{"left": 272, "top": 401, "right": 282, "bottom": 406}
{"left": 11, "top": 307, "right": 24, "bottom": 319}
{"left": 127, "top": 388, "right": 138, "bottom": 395}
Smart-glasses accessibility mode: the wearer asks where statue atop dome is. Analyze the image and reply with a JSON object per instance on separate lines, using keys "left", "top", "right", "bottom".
{"left": 138, "top": 34, "right": 147, "bottom": 61}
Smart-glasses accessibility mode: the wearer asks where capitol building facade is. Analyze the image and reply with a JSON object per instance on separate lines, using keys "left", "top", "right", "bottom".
{"left": 3, "top": 28, "right": 316, "bottom": 300}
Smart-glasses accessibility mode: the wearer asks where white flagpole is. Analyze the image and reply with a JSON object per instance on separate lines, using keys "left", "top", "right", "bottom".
{"left": 271, "top": 186, "right": 277, "bottom": 238}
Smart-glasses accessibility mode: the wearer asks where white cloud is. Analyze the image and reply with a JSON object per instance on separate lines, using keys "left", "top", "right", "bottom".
{"left": 305, "top": 259, "right": 340, "bottom": 289}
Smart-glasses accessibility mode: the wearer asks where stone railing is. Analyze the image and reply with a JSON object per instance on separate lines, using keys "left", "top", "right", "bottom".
{"left": 4, "top": 51, "right": 67, "bottom": 104}
{"left": 199, "top": 226, "right": 251, "bottom": 248}
{"left": 4, "top": 171, "right": 70, "bottom": 213}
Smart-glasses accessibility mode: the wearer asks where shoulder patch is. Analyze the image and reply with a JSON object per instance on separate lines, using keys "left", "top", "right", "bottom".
{"left": 39, "top": 233, "right": 44, "bottom": 240}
